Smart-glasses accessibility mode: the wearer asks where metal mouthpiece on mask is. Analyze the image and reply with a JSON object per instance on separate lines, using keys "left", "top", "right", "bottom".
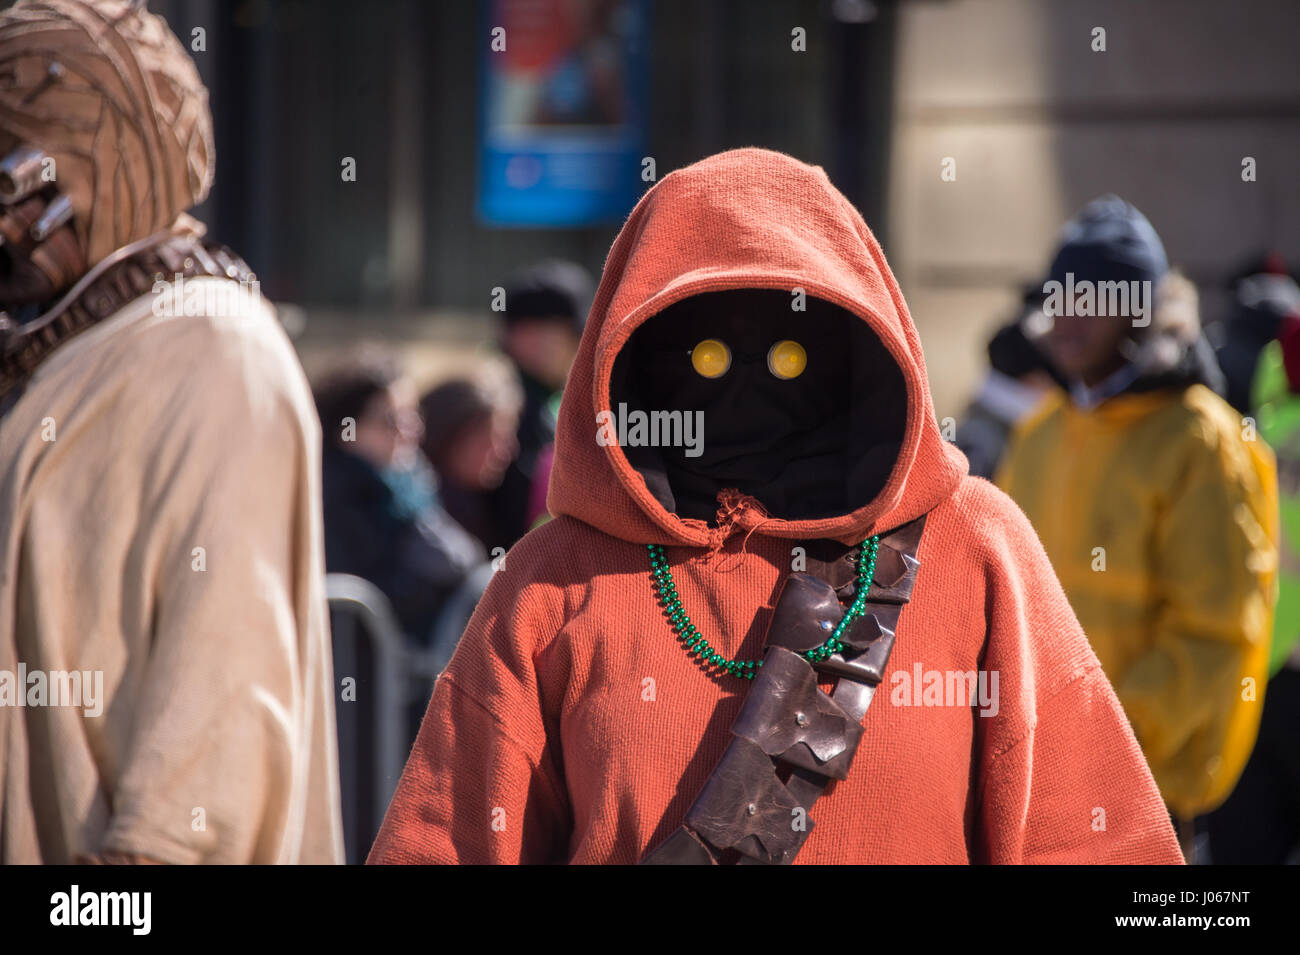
{"left": 29, "top": 194, "right": 73, "bottom": 242}
{"left": 0, "top": 147, "right": 50, "bottom": 204}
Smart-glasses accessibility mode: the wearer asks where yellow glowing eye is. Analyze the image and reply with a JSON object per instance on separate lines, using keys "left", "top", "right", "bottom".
{"left": 691, "top": 338, "right": 731, "bottom": 378}
{"left": 767, "top": 340, "right": 807, "bottom": 379}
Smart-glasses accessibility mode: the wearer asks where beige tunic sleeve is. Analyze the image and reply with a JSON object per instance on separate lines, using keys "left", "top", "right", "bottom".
{"left": 97, "top": 293, "right": 344, "bottom": 863}
{"left": 0, "top": 283, "right": 343, "bottom": 864}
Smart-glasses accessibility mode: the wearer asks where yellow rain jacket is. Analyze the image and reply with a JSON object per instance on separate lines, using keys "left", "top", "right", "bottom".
{"left": 997, "top": 383, "right": 1277, "bottom": 819}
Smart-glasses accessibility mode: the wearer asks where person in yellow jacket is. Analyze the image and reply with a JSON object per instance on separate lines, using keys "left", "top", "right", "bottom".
{"left": 997, "top": 197, "right": 1278, "bottom": 853}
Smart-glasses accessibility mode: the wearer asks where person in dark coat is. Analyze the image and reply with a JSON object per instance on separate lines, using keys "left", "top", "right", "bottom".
{"left": 492, "top": 260, "right": 593, "bottom": 547}
{"left": 420, "top": 372, "right": 523, "bottom": 555}
{"left": 315, "top": 352, "right": 483, "bottom": 643}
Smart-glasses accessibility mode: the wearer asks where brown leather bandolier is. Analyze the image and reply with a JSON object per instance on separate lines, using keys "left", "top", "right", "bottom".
{"left": 0, "top": 233, "right": 254, "bottom": 413}
{"left": 640, "top": 514, "right": 927, "bottom": 865}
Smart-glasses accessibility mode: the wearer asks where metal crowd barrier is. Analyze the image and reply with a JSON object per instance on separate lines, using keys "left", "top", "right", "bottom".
{"left": 325, "top": 568, "right": 491, "bottom": 864}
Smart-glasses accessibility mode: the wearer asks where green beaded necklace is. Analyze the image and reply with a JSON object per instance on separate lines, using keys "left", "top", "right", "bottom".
{"left": 647, "top": 536, "right": 880, "bottom": 681}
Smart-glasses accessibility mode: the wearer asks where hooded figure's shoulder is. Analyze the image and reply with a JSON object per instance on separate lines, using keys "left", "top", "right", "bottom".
{"left": 928, "top": 475, "right": 1106, "bottom": 732}
{"left": 443, "top": 515, "right": 652, "bottom": 684}
{"left": 497, "top": 514, "right": 648, "bottom": 590}
{"left": 36, "top": 282, "right": 311, "bottom": 419}
{"left": 137, "top": 285, "right": 308, "bottom": 397}
{"left": 927, "top": 474, "right": 1045, "bottom": 566}
{"left": 12, "top": 282, "right": 318, "bottom": 471}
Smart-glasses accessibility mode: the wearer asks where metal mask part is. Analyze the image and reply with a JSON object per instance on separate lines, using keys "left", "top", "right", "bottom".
{"left": 29, "top": 194, "right": 74, "bottom": 242}
{"left": 0, "top": 146, "right": 50, "bottom": 204}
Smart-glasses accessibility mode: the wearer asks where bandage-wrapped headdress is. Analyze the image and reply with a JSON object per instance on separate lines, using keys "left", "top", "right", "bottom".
{"left": 0, "top": 0, "right": 214, "bottom": 265}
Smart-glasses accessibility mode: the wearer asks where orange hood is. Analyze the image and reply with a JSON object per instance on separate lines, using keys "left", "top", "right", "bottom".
{"left": 547, "top": 147, "right": 967, "bottom": 547}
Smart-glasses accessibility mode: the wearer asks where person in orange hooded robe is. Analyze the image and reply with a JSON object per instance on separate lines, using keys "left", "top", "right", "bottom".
{"left": 368, "top": 148, "right": 1183, "bottom": 865}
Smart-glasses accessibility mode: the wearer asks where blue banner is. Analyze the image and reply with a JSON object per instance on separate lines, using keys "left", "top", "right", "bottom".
{"left": 478, "top": 0, "right": 650, "bottom": 227}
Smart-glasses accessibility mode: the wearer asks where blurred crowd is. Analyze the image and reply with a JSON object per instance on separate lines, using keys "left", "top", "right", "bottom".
{"left": 312, "top": 261, "right": 592, "bottom": 665}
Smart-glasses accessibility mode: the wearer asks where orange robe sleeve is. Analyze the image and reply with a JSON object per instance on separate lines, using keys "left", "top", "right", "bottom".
{"left": 367, "top": 544, "right": 571, "bottom": 864}
{"left": 972, "top": 486, "right": 1184, "bottom": 864}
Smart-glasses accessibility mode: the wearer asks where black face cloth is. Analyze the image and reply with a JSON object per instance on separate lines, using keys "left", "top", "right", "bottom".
{"left": 610, "top": 289, "right": 906, "bottom": 523}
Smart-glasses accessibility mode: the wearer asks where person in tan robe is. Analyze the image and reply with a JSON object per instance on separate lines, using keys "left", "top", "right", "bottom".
{"left": 0, "top": 0, "right": 342, "bottom": 864}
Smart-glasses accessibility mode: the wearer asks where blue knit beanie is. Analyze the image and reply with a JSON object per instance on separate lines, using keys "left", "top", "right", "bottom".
{"left": 1048, "top": 195, "right": 1169, "bottom": 290}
